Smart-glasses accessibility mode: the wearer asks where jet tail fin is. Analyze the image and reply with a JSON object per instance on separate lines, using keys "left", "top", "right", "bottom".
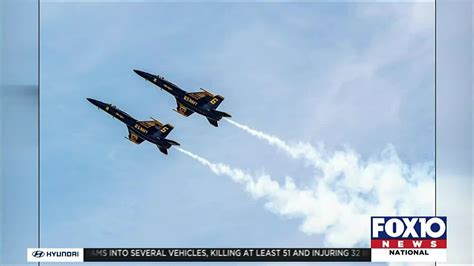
{"left": 158, "top": 147, "right": 168, "bottom": 155}
{"left": 158, "top": 124, "right": 174, "bottom": 138}
{"left": 164, "top": 138, "right": 180, "bottom": 146}
{"left": 207, "top": 118, "right": 218, "bottom": 127}
{"left": 209, "top": 95, "right": 225, "bottom": 109}
{"left": 157, "top": 139, "right": 179, "bottom": 154}
{"left": 212, "top": 110, "right": 231, "bottom": 118}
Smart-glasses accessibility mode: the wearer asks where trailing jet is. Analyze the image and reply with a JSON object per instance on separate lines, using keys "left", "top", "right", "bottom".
{"left": 133, "top": 70, "right": 231, "bottom": 127}
{"left": 87, "top": 98, "right": 179, "bottom": 155}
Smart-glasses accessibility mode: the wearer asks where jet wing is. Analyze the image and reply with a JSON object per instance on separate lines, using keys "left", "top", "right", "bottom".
{"left": 137, "top": 120, "right": 163, "bottom": 129}
{"left": 188, "top": 91, "right": 224, "bottom": 109}
{"left": 175, "top": 99, "right": 194, "bottom": 117}
{"left": 127, "top": 127, "right": 145, "bottom": 144}
{"left": 187, "top": 91, "right": 213, "bottom": 101}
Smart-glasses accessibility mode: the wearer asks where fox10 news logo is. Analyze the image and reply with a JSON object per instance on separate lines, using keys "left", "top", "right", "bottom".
{"left": 371, "top": 216, "right": 447, "bottom": 262}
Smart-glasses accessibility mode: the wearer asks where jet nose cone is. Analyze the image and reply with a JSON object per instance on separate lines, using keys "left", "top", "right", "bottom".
{"left": 87, "top": 97, "right": 98, "bottom": 104}
{"left": 133, "top": 69, "right": 141, "bottom": 75}
{"left": 133, "top": 69, "right": 154, "bottom": 80}
{"left": 87, "top": 98, "right": 107, "bottom": 109}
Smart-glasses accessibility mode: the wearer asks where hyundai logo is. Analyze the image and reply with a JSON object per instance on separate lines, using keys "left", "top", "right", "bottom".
{"left": 32, "top": 250, "right": 45, "bottom": 258}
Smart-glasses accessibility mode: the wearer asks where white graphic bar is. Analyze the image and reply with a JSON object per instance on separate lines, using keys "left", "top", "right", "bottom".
{"left": 371, "top": 248, "right": 447, "bottom": 262}
{"left": 27, "top": 248, "right": 84, "bottom": 263}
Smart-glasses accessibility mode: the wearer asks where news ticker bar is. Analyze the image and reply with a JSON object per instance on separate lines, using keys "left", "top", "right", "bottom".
{"left": 85, "top": 248, "right": 371, "bottom": 262}
{"left": 27, "top": 248, "right": 371, "bottom": 262}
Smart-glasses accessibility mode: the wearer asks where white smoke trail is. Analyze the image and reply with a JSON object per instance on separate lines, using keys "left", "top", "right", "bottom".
{"left": 175, "top": 146, "right": 434, "bottom": 247}
{"left": 175, "top": 147, "right": 252, "bottom": 184}
{"left": 224, "top": 118, "right": 322, "bottom": 167}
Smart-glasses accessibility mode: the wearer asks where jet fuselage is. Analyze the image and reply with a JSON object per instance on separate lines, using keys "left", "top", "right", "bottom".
{"left": 134, "top": 70, "right": 230, "bottom": 125}
{"left": 87, "top": 98, "right": 175, "bottom": 151}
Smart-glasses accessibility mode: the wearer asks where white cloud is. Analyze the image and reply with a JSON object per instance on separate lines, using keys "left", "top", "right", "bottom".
{"left": 296, "top": 2, "right": 435, "bottom": 153}
{"left": 176, "top": 140, "right": 434, "bottom": 247}
{"left": 210, "top": 2, "right": 437, "bottom": 248}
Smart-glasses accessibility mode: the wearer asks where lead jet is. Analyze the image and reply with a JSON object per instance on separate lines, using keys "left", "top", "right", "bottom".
{"left": 133, "top": 70, "right": 231, "bottom": 127}
{"left": 87, "top": 98, "right": 179, "bottom": 155}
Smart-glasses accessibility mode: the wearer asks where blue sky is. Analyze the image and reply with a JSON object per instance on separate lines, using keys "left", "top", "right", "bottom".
{"left": 3, "top": 1, "right": 471, "bottom": 265}
{"left": 38, "top": 0, "right": 435, "bottom": 250}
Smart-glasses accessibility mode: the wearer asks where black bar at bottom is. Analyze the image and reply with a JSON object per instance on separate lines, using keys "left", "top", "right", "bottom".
{"left": 84, "top": 248, "right": 371, "bottom": 262}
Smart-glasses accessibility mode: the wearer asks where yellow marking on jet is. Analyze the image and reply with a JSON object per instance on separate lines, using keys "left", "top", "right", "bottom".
{"left": 115, "top": 112, "right": 124, "bottom": 119}
{"left": 184, "top": 95, "right": 198, "bottom": 106}
{"left": 163, "top": 84, "right": 173, "bottom": 91}
{"left": 134, "top": 124, "right": 148, "bottom": 134}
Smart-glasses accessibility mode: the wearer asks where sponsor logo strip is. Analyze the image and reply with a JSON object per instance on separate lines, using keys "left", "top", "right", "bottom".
{"left": 27, "top": 248, "right": 84, "bottom": 262}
